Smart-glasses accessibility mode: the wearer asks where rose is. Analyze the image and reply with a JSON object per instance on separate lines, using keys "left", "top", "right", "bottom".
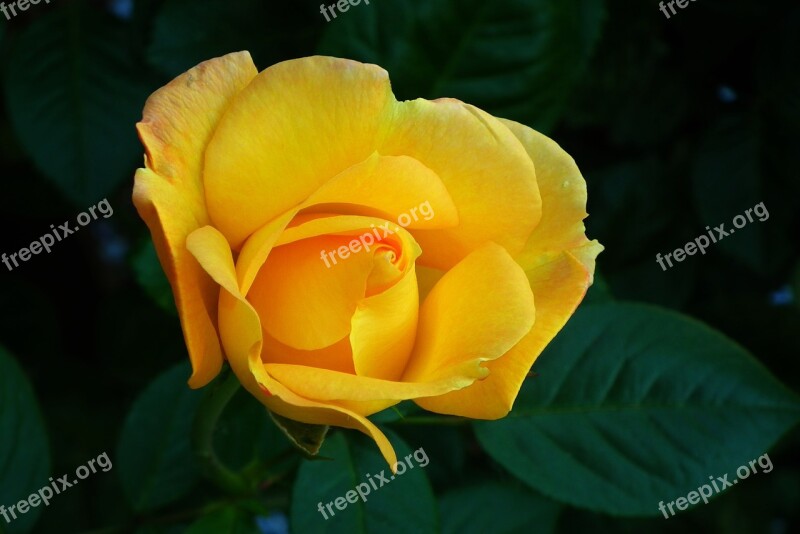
{"left": 133, "top": 52, "right": 602, "bottom": 467}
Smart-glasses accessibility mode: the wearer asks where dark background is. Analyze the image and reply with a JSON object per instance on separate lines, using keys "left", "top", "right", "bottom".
{"left": 0, "top": 0, "right": 798, "bottom": 533}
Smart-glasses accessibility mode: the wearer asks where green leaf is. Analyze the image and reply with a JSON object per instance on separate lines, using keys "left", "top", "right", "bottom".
{"left": 184, "top": 506, "right": 260, "bottom": 534}
{"left": 393, "top": 426, "right": 468, "bottom": 489}
{"left": 131, "top": 240, "right": 177, "bottom": 316}
{"left": 0, "top": 346, "right": 50, "bottom": 534}
{"left": 147, "top": 0, "right": 323, "bottom": 78}
{"left": 439, "top": 481, "right": 560, "bottom": 534}
{"left": 318, "top": 0, "right": 605, "bottom": 131}
{"left": 291, "top": 430, "right": 436, "bottom": 533}
{"left": 2, "top": 2, "right": 156, "bottom": 206}
{"left": 268, "top": 412, "right": 328, "bottom": 457}
{"left": 117, "top": 362, "right": 202, "bottom": 512}
{"left": 475, "top": 302, "right": 800, "bottom": 516}
{"left": 214, "top": 388, "right": 292, "bottom": 471}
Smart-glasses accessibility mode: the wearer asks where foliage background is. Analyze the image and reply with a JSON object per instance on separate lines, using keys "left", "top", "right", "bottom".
{"left": 0, "top": 0, "right": 798, "bottom": 533}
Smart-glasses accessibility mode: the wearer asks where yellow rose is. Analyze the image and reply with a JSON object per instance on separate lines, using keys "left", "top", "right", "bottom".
{"left": 133, "top": 52, "right": 602, "bottom": 468}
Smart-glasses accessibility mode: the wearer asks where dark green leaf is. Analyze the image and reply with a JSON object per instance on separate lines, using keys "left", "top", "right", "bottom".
{"left": 2, "top": 2, "right": 156, "bottom": 206}
{"left": 0, "top": 346, "right": 50, "bottom": 534}
{"left": 318, "top": 0, "right": 605, "bottom": 131}
{"left": 440, "top": 481, "right": 560, "bottom": 534}
{"left": 291, "top": 430, "right": 436, "bottom": 533}
{"left": 147, "top": 0, "right": 323, "bottom": 78}
{"left": 475, "top": 302, "right": 800, "bottom": 516}
{"left": 117, "top": 362, "right": 202, "bottom": 512}
{"left": 391, "top": 426, "right": 466, "bottom": 489}
{"left": 215, "top": 388, "right": 292, "bottom": 471}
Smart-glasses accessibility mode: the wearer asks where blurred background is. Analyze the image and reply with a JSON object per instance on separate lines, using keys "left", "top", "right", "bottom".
{"left": 0, "top": 0, "right": 798, "bottom": 533}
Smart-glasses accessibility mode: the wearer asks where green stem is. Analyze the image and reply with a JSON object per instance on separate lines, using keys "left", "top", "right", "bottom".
{"left": 191, "top": 369, "right": 251, "bottom": 495}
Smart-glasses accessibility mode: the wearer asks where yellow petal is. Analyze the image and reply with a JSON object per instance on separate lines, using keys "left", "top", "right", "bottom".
{"left": 248, "top": 234, "right": 376, "bottom": 350}
{"left": 133, "top": 52, "right": 258, "bottom": 388}
{"left": 203, "top": 57, "right": 397, "bottom": 248}
{"left": 237, "top": 210, "right": 298, "bottom": 295}
{"left": 380, "top": 99, "right": 541, "bottom": 270}
{"left": 262, "top": 332, "right": 355, "bottom": 374}
{"left": 500, "top": 118, "right": 603, "bottom": 280}
{"left": 350, "top": 264, "right": 418, "bottom": 381}
{"left": 185, "top": 226, "right": 400, "bottom": 468}
{"left": 302, "top": 152, "right": 458, "bottom": 230}
{"left": 266, "top": 350, "right": 468, "bottom": 402}
{"left": 250, "top": 370, "right": 400, "bottom": 470}
{"left": 403, "top": 242, "right": 536, "bottom": 386}
{"left": 416, "top": 251, "right": 590, "bottom": 418}
{"left": 235, "top": 148, "right": 452, "bottom": 296}
{"left": 186, "top": 226, "right": 241, "bottom": 297}
{"left": 222, "top": 284, "right": 400, "bottom": 469}
{"left": 247, "top": 215, "right": 421, "bottom": 350}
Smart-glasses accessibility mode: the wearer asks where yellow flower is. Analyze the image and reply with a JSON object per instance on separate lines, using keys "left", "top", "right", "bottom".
{"left": 133, "top": 52, "right": 602, "bottom": 468}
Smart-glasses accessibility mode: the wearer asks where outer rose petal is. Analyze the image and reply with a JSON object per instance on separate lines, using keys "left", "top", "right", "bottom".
{"left": 133, "top": 51, "right": 258, "bottom": 388}
{"left": 402, "top": 243, "right": 536, "bottom": 385}
{"left": 415, "top": 121, "right": 603, "bottom": 418}
{"left": 500, "top": 118, "right": 603, "bottom": 279}
{"left": 203, "top": 56, "right": 397, "bottom": 248}
{"left": 380, "top": 99, "right": 542, "bottom": 270}
{"left": 416, "top": 251, "right": 593, "bottom": 418}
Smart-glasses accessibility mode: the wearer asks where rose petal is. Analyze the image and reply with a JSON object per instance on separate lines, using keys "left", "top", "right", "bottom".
{"left": 302, "top": 152, "right": 458, "bottom": 230}
{"left": 350, "top": 264, "right": 418, "bottom": 380}
{"left": 403, "top": 242, "right": 536, "bottom": 386}
{"left": 415, "top": 251, "right": 592, "bottom": 418}
{"left": 380, "top": 99, "right": 542, "bottom": 269}
{"left": 185, "top": 225, "right": 400, "bottom": 468}
{"left": 244, "top": 215, "right": 421, "bottom": 350}
{"left": 204, "top": 57, "right": 397, "bottom": 248}
{"left": 133, "top": 51, "right": 258, "bottom": 388}
{"left": 249, "top": 234, "right": 376, "bottom": 350}
{"left": 500, "top": 118, "right": 603, "bottom": 279}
